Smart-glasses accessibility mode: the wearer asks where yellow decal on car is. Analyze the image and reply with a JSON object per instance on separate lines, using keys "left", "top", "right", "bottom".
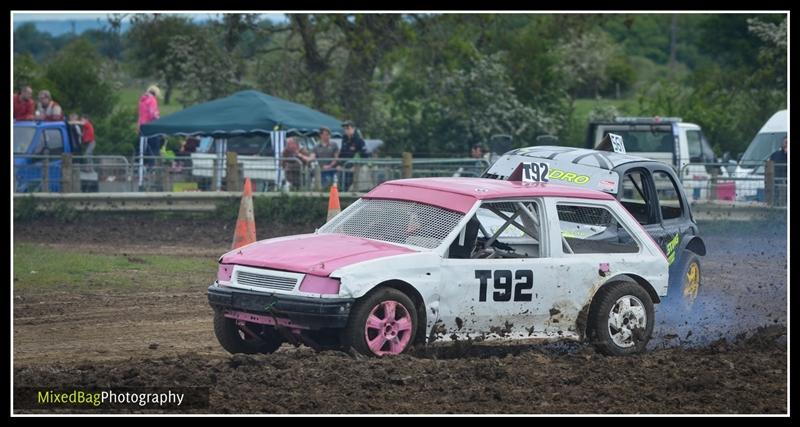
{"left": 547, "top": 168, "right": 591, "bottom": 185}
{"left": 665, "top": 234, "right": 680, "bottom": 265}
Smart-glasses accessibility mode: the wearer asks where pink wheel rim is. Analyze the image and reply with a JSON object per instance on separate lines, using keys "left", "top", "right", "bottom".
{"left": 364, "top": 300, "right": 413, "bottom": 356}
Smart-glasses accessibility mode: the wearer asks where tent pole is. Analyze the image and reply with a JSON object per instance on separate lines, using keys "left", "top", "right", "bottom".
{"left": 138, "top": 136, "right": 146, "bottom": 189}
{"left": 216, "top": 138, "right": 226, "bottom": 191}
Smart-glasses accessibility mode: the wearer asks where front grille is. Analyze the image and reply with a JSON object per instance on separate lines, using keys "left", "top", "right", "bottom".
{"left": 235, "top": 271, "right": 298, "bottom": 291}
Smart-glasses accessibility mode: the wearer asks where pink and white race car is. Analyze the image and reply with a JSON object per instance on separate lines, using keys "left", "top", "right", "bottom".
{"left": 208, "top": 177, "right": 668, "bottom": 357}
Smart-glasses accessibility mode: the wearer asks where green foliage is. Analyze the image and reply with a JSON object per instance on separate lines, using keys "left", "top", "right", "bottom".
{"left": 217, "top": 195, "right": 356, "bottom": 226}
{"left": 14, "top": 13, "right": 787, "bottom": 159}
{"left": 14, "top": 195, "right": 39, "bottom": 222}
{"left": 13, "top": 22, "right": 77, "bottom": 60}
{"left": 50, "top": 200, "right": 80, "bottom": 223}
{"left": 374, "top": 52, "right": 559, "bottom": 156}
{"left": 125, "top": 14, "right": 198, "bottom": 104}
{"left": 94, "top": 106, "right": 139, "bottom": 156}
{"left": 636, "top": 15, "right": 786, "bottom": 156}
{"left": 44, "top": 38, "right": 118, "bottom": 119}
{"left": 167, "top": 29, "right": 242, "bottom": 106}
{"left": 13, "top": 52, "right": 58, "bottom": 94}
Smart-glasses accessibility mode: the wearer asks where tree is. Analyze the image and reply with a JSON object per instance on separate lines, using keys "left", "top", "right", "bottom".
{"left": 44, "top": 38, "right": 118, "bottom": 119}
{"left": 125, "top": 14, "right": 197, "bottom": 104}
{"left": 556, "top": 29, "right": 617, "bottom": 99}
{"left": 332, "top": 15, "right": 407, "bottom": 127}
{"left": 166, "top": 29, "right": 241, "bottom": 105}
{"left": 373, "top": 52, "right": 558, "bottom": 156}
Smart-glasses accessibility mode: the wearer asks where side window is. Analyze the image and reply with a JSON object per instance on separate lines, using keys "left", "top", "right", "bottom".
{"left": 449, "top": 200, "right": 542, "bottom": 259}
{"left": 687, "top": 130, "right": 703, "bottom": 161}
{"left": 557, "top": 204, "right": 639, "bottom": 254}
{"left": 652, "top": 170, "right": 683, "bottom": 220}
{"left": 43, "top": 129, "right": 64, "bottom": 155}
{"left": 619, "top": 169, "right": 653, "bottom": 225}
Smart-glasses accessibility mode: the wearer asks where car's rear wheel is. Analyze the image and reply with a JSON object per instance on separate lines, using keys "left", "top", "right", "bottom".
{"left": 343, "top": 288, "right": 417, "bottom": 357}
{"left": 588, "top": 281, "right": 654, "bottom": 356}
{"left": 667, "top": 251, "right": 702, "bottom": 311}
{"left": 213, "top": 310, "right": 283, "bottom": 354}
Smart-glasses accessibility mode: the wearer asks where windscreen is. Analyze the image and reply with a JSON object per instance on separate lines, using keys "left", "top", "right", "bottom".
{"left": 14, "top": 127, "right": 37, "bottom": 154}
{"left": 596, "top": 125, "right": 673, "bottom": 153}
{"left": 740, "top": 132, "right": 787, "bottom": 165}
{"left": 318, "top": 198, "right": 464, "bottom": 249}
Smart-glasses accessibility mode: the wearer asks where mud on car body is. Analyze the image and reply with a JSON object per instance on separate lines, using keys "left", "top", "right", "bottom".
{"left": 208, "top": 177, "right": 669, "bottom": 357}
{"left": 482, "top": 145, "right": 706, "bottom": 311}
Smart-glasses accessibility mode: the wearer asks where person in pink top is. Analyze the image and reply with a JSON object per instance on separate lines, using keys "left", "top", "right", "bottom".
{"left": 138, "top": 85, "right": 163, "bottom": 163}
{"left": 138, "top": 85, "right": 161, "bottom": 129}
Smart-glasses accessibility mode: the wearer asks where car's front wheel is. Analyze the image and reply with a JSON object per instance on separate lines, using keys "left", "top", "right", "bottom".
{"left": 342, "top": 288, "right": 418, "bottom": 357}
{"left": 588, "top": 281, "right": 654, "bottom": 356}
{"left": 213, "top": 310, "right": 283, "bottom": 354}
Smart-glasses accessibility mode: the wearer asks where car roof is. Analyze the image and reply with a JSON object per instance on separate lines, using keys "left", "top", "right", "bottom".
{"left": 365, "top": 177, "right": 614, "bottom": 214}
{"left": 502, "top": 145, "right": 650, "bottom": 170}
{"left": 14, "top": 120, "right": 65, "bottom": 128}
{"left": 758, "top": 110, "right": 787, "bottom": 133}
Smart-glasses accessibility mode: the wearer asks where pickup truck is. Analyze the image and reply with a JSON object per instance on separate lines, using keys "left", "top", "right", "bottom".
{"left": 13, "top": 120, "right": 96, "bottom": 192}
{"left": 586, "top": 117, "right": 719, "bottom": 201}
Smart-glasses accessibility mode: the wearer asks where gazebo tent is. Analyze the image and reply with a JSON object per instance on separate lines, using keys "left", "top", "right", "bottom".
{"left": 138, "top": 90, "right": 343, "bottom": 188}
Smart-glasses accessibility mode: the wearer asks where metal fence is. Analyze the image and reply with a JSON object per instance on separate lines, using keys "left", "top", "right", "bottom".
{"left": 678, "top": 161, "right": 787, "bottom": 207}
{"left": 14, "top": 154, "right": 784, "bottom": 207}
{"left": 14, "top": 153, "right": 490, "bottom": 194}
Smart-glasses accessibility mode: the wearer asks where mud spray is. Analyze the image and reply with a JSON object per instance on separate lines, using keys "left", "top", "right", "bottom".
{"left": 649, "top": 218, "right": 787, "bottom": 350}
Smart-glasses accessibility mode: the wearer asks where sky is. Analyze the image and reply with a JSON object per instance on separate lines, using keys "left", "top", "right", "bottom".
{"left": 12, "top": 12, "right": 288, "bottom": 23}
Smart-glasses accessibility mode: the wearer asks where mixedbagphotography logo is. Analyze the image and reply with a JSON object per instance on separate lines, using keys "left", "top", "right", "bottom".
{"left": 14, "top": 387, "right": 209, "bottom": 411}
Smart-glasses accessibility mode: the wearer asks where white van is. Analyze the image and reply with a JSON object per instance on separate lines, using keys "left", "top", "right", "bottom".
{"left": 733, "top": 110, "right": 787, "bottom": 201}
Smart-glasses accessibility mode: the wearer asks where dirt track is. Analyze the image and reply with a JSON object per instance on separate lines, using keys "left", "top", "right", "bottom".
{"left": 13, "top": 215, "right": 788, "bottom": 414}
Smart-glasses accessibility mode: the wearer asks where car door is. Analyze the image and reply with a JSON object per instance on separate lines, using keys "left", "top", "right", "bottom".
{"left": 438, "top": 198, "right": 558, "bottom": 340}
{"left": 650, "top": 165, "right": 689, "bottom": 266}
{"left": 543, "top": 197, "right": 653, "bottom": 335}
{"left": 617, "top": 166, "right": 668, "bottom": 251}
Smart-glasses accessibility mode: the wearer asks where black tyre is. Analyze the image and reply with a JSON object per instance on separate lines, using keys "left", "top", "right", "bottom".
{"left": 666, "top": 251, "right": 702, "bottom": 312}
{"left": 213, "top": 310, "right": 283, "bottom": 354}
{"left": 588, "top": 281, "right": 655, "bottom": 356}
{"left": 342, "top": 288, "right": 418, "bottom": 357}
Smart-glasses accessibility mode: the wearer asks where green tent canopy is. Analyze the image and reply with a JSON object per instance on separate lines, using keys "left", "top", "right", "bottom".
{"left": 140, "top": 90, "right": 343, "bottom": 137}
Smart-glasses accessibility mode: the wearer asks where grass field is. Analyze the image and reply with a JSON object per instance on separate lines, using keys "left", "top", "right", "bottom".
{"left": 13, "top": 243, "right": 215, "bottom": 292}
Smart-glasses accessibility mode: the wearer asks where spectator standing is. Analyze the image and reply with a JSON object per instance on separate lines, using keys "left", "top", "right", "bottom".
{"left": 68, "top": 113, "right": 83, "bottom": 142}
{"left": 14, "top": 86, "right": 35, "bottom": 121}
{"left": 470, "top": 144, "right": 486, "bottom": 160}
{"left": 281, "top": 137, "right": 313, "bottom": 190}
{"left": 138, "top": 85, "right": 163, "bottom": 164}
{"left": 769, "top": 137, "right": 788, "bottom": 179}
{"left": 34, "top": 90, "right": 64, "bottom": 121}
{"left": 80, "top": 114, "right": 96, "bottom": 171}
{"left": 338, "top": 120, "right": 368, "bottom": 191}
{"left": 312, "top": 127, "right": 340, "bottom": 189}
{"left": 468, "top": 144, "right": 490, "bottom": 177}
{"left": 769, "top": 137, "right": 788, "bottom": 205}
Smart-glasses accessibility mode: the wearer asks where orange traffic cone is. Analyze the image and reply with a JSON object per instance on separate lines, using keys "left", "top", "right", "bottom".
{"left": 327, "top": 182, "right": 341, "bottom": 221}
{"left": 232, "top": 178, "right": 257, "bottom": 249}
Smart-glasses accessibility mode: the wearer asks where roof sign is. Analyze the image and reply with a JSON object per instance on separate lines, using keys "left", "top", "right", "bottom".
{"left": 520, "top": 162, "right": 550, "bottom": 183}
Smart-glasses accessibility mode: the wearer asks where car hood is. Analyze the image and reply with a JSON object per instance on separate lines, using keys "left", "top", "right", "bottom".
{"left": 220, "top": 233, "right": 416, "bottom": 277}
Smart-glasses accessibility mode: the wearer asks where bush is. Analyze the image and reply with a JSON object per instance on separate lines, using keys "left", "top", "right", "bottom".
{"left": 216, "top": 194, "right": 357, "bottom": 227}
{"left": 50, "top": 201, "right": 80, "bottom": 223}
{"left": 14, "top": 195, "right": 39, "bottom": 222}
